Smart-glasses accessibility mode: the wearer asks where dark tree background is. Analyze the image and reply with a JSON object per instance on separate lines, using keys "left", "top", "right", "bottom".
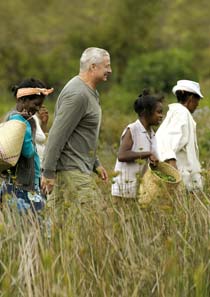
{"left": 1, "top": 0, "right": 210, "bottom": 96}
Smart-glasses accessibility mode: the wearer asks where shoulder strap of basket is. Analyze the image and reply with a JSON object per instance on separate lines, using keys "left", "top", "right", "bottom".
{"left": 6, "top": 110, "right": 36, "bottom": 144}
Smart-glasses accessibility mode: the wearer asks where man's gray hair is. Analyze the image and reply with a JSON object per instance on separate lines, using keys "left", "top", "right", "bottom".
{"left": 80, "top": 47, "right": 110, "bottom": 72}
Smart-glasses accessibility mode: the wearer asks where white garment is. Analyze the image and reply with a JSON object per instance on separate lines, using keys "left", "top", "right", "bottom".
{"left": 33, "top": 114, "right": 46, "bottom": 166}
{"left": 111, "top": 119, "right": 158, "bottom": 198}
{"left": 156, "top": 103, "right": 202, "bottom": 191}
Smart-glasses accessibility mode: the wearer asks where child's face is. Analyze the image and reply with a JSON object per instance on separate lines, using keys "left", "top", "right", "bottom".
{"left": 149, "top": 102, "right": 163, "bottom": 125}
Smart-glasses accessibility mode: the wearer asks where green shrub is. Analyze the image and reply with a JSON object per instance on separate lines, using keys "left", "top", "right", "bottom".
{"left": 123, "top": 48, "right": 198, "bottom": 93}
{"left": 101, "top": 84, "right": 137, "bottom": 114}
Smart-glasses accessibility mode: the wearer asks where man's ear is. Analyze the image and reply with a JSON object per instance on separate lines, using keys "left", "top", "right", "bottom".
{"left": 90, "top": 63, "right": 97, "bottom": 71}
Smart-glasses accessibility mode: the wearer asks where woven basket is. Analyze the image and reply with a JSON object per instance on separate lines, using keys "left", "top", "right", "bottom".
{"left": 138, "top": 162, "right": 182, "bottom": 207}
{"left": 0, "top": 120, "right": 26, "bottom": 172}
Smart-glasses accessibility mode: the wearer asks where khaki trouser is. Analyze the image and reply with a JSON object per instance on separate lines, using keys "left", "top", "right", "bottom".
{"left": 47, "top": 170, "right": 102, "bottom": 208}
{"left": 45, "top": 170, "right": 104, "bottom": 229}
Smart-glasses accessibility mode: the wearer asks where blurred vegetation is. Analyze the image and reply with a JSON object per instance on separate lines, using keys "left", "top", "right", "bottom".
{"left": 123, "top": 48, "right": 197, "bottom": 93}
{"left": 1, "top": 0, "right": 210, "bottom": 162}
{"left": 1, "top": 0, "right": 210, "bottom": 158}
{"left": 1, "top": 0, "right": 210, "bottom": 92}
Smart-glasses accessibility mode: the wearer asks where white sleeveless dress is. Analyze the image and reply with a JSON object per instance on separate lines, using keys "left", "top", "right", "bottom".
{"left": 111, "top": 119, "right": 158, "bottom": 198}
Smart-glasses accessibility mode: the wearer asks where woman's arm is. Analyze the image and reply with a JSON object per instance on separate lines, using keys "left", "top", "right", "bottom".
{"left": 118, "top": 128, "right": 152, "bottom": 162}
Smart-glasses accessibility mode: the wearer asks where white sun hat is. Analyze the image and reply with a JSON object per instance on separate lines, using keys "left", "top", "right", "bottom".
{"left": 172, "top": 80, "right": 203, "bottom": 98}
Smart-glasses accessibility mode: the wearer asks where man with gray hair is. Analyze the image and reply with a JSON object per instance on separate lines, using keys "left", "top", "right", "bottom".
{"left": 41, "top": 47, "right": 112, "bottom": 205}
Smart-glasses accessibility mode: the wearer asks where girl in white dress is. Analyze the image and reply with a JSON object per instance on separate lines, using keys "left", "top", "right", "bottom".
{"left": 112, "top": 90, "right": 163, "bottom": 199}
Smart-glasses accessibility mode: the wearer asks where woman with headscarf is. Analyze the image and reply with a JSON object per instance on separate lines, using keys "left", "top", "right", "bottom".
{"left": 0, "top": 78, "right": 53, "bottom": 213}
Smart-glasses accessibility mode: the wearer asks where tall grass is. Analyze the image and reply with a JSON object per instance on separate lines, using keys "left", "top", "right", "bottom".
{"left": 0, "top": 179, "right": 209, "bottom": 296}
{"left": 0, "top": 89, "right": 210, "bottom": 296}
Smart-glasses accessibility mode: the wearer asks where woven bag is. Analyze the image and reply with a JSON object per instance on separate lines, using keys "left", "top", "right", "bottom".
{"left": 138, "top": 162, "right": 182, "bottom": 207}
{"left": 0, "top": 120, "right": 26, "bottom": 172}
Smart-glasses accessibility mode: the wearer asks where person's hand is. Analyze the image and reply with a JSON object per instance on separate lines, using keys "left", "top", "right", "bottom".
{"left": 41, "top": 176, "right": 55, "bottom": 195}
{"left": 149, "top": 153, "right": 159, "bottom": 167}
{"left": 165, "top": 158, "right": 177, "bottom": 169}
{"left": 38, "top": 105, "right": 49, "bottom": 132}
{"left": 96, "top": 166, "right": 108, "bottom": 182}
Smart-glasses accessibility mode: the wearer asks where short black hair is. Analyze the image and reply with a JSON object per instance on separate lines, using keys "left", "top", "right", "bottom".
{"left": 175, "top": 90, "right": 201, "bottom": 103}
{"left": 134, "top": 89, "right": 164, "bottom": 117}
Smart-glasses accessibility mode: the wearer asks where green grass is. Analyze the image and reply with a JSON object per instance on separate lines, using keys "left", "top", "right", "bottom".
{"left": 0, "top": 181, "right": 209, "bottom": 296}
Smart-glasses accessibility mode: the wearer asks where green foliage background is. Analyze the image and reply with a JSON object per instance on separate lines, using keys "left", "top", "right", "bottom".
{"left": 1, "top": 0, "right": 210, "bottom": 165}
{"left": 1, "top": 0, "right": 210, "bottom": 92}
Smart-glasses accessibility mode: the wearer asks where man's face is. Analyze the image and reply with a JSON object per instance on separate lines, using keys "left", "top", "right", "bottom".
{"left": 93, "top": 55, "right": 112, "bottom": 82}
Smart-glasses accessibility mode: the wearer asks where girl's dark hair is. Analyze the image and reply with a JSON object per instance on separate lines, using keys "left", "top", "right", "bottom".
{"left": 11, "top": 78, "right": 47, "bottom": 100}
{"left": 175, "top": 90, "right": 200, "bottom": 103}
{"left": 134, "top": 89, "right": 163, "bottom": 117}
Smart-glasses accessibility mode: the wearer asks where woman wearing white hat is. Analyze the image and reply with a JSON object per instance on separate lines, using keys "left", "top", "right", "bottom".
{"left": 156, "top": 80, "right": 203, "bottom": 191}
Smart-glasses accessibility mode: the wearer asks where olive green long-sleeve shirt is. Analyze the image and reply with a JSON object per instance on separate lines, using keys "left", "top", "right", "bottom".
{"left": 42, "top": 76, "right": 102, "bottom": 179}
